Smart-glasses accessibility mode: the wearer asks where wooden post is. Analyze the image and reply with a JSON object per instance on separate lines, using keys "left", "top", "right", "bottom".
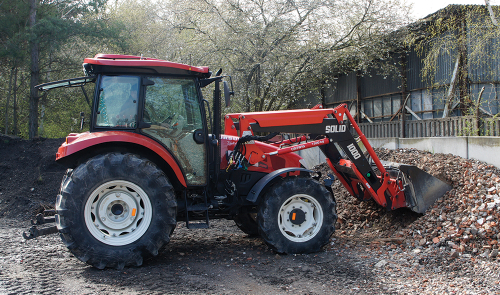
{"left": 442, "top": 57, "right": 460, "bottom": 118}
{"left": 475, "top": 86, "right": 485, "bottom": 136}
{"left": 458, "top": 9, "right": 469, "bottom": 114}
{"left": 356, "top": 70, "right": 362, "bottom": 124}
{"left": 400, "top": 53, "right": 407, "bottom": 138}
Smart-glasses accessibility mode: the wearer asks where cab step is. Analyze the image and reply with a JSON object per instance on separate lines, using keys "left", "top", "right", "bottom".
{"left": 184, "top": 191, "right": 210, "bottom": 229}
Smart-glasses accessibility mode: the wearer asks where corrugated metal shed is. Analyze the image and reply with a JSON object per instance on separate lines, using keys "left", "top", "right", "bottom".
{"left": 468, "top": 30, "right": 500, "bottom": 83}
{"left": 323, "top": 5, "right": 500, "bottom": 122}
{"left": 359, "top": 71, "right": 401, "bottom": 98}
{"left": 324, "top": 73, "right": 357, "bottom": 104}
{"left": 405, "top": 48, "right": 426, "bottom": 91}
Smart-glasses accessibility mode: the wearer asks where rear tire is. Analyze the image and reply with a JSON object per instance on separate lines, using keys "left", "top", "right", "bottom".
{"left": 234, "top": 207, "right": 259, "bottom": 236}
{"left": 257, "top": 177, "right": 336, "bottom": 254}
{"left": 56, "top": 153, "right": 177, "bottom": 269}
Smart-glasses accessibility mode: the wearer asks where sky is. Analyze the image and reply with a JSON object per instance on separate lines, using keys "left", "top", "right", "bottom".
{"left": 409, "top": 0, "right": 500, "bottom": 19}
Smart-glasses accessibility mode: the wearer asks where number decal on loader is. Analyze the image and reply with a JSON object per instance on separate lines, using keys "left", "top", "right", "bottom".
{"left": 347, "top": 143, "right": 361, "bottom": 160}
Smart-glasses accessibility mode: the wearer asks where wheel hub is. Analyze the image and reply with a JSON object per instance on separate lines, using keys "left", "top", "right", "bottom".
{"left": 84, "top": 180, "right": 152, "bottom": 246}
{"left": 97, "top": 190, "right": 138, "bottom": 229}
{"left": 111, "top": 203, "right": 124, "bottom": 215}
{"left": 278, "top": 194, "right": 323, "bottom": 242}
{"left": 288, "top": 209, "right": 306, "bottom": 225}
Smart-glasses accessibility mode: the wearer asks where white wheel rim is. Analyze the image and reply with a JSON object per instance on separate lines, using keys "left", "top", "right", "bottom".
{"left": 278, "top": 194, "right": 323, "bottom": 243}
{"left": 84, "top": 180, "right": 152, "bottom": 246}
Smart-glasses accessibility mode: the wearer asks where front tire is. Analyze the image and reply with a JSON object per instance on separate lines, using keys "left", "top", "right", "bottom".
{"left": 56, "top": 153, "right": 177, "bottom": 269}
{"left": 257, "top": 177, "right": 336, "bottom": 254}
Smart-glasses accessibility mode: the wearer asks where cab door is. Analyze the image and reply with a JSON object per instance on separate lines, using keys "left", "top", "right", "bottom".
{"left": 141, "top": 76, "right": 208, "bottom": 186}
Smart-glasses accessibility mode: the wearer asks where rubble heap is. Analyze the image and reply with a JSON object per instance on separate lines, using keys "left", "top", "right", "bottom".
{"left": 322, "top": 148, "right": 500, "bottom": 259}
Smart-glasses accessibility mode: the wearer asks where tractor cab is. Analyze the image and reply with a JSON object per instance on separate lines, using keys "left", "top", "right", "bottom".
{"left": 37, "top": 54, "right": 228, "bottom": 187}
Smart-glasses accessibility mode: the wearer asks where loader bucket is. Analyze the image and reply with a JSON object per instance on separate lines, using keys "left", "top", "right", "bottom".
{"left": 397, "top": 164, "right": 452, "bottom": 214}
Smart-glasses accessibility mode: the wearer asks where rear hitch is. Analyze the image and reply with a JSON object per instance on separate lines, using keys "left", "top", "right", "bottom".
{"left": 23, "top": 210, "right": 59, "bottom": 240}
{"left": 23, "top": 225, "right": 58, "bottom": 240}
{"left": 31, "top": 213, "right": 56, "bottom": 225}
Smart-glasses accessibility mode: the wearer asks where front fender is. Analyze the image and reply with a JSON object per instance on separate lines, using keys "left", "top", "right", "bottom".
{"left": 246, "top": 167, "right": 312, "bottom": 204}
{"left": 57, "top": 131, "right": 187, "bottom": 187}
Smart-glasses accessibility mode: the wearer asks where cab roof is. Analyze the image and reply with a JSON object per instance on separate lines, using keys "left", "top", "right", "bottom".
{"left": 83, "top": 54, "right": 211, "bottom": 77}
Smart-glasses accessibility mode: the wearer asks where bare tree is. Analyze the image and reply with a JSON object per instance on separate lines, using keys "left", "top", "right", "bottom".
{"left": 159, "top": 0, "right": 408, "bottom": 111}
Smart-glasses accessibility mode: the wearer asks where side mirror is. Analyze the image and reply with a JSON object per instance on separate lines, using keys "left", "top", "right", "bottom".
{"left": 142, "top": 78, "right": 155, "bottom": 86}
{"left": 223, "top": 81, "right": 232, "bottom": 107}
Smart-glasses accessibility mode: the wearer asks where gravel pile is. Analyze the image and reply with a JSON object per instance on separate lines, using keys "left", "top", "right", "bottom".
{"left": 320, "top": 148, "right": 500, "bottom": 261}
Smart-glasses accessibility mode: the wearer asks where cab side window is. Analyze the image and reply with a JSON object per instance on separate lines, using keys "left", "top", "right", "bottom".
{"left": 96, "top": 76, "right": 140, "bottom": 128}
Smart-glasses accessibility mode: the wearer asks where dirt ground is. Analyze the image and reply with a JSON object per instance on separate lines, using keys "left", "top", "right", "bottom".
{"left": 1, "top": 134, "right": 499, "bottom": 294}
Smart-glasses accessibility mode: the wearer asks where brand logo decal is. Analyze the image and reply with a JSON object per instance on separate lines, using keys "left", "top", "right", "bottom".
{"left": 325, "top": 125, "right": 346, "bottom": 133}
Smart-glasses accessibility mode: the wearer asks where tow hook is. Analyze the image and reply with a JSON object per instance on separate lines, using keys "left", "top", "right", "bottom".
{"left": 23, "top": 225, "right": 58, "bottom": 240}
{"left": 22, "top": 210, "right": 59, "bottom": 240}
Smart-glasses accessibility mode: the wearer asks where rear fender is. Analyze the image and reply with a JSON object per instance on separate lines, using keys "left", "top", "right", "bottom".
{"left": 56, "top": 131, "right": 187, "bottom": 187}
{"left": 246, "top": 167, "right": 312, "bottom": 204}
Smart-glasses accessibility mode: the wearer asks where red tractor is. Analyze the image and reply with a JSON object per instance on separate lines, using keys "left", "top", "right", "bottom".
{"left": 24, "top": 54, "right": 450, "bottom": 269}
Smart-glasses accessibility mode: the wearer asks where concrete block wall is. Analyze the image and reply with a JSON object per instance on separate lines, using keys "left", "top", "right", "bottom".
{"left": 366, "top": 137, "right": 500, "bottom": 168}
{"left": 296, "top": 136, "right": 500, "bottom": 169}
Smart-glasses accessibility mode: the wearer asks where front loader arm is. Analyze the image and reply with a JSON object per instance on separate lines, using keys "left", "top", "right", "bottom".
{"left": 224, "top": 104, "right": 449, "bottom": 213}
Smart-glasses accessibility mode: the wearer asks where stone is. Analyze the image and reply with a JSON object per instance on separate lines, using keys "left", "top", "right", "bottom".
{"left": 374, "top": 260, "right": 388, "bottom": 268}
{"left": 450, "top": 250, "right": 459, "bottom": 258}
{"left": 490, "top": 249, "right": 499, "bottom": 258}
